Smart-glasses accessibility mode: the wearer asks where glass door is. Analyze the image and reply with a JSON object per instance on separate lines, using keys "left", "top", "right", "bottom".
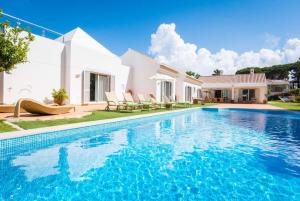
{"left": 197, "top": 89, "right": 202, "bottom": 98}
{"left": 242, "top": 89, "right": 255, "bottom": 101}
{"left": 161, "top": 81, "right": 172, "bottom": 101}
{"left": 90, "top": 73, "right": 110, "bottom": 102}
{"left": 185, "top": 86, "right": 192, "bottom": 102}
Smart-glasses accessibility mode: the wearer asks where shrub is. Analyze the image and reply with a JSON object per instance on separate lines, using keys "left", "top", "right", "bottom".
{"left": 289, "top": 89, "right": 300, "bottom": 96}
{"left": 295, "top": 96, "right": 300, "bottom": 103}
{"left": 52, "top": 88, "right": 69, "bottom": 106}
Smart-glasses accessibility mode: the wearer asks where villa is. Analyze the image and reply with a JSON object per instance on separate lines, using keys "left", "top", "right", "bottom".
{"left": 0, "top": 27, "right": 290, "bottom": 107}
{"left": 0, "top": 28, "right": 130, "bottom": 105}
{"left": 122, "top": 49, "right": 202, "bottom": 103}
{"left": 267, "top": 79, "right": 290, "bottom": 96}
{"left": 198, "top": 70, "right": 268, "bottom": 103}
{"left": 1, "top": 8, "right": 300, "bottom": 201}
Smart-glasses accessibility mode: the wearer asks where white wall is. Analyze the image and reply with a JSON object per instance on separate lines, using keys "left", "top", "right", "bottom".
{"left": 2, "top": 35, "right": 64, "bottom": 104}
{"left": 122, "top": 49, "right": 158, "bottom": 100}
{"left": 67, "top": 42, "right": 130, "bottom": 104}
{"left": 122, "top": 49, "right": 202, "bottom": 102}
{"left": 183, "top": 81, "right": 201, "bottom": 102}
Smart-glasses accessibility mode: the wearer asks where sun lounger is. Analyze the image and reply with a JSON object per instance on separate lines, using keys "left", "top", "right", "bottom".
{"left": 279, "top": 96, "right": 292, "bottom": 102}
{"left": 0, "top": 105, "right": 25, "bottom": 113}
{"left": 14, "top": 98, "right": 75, "bottom": 117}
{"left": 105, "top": 92, "right": 126, "bottom": 111}
{"left": 149, "top": 94, "right": 165, "bottom": 109}
{"left": 123, "top": 93, "right": 142, "bottom": 110}
{"left": 137, "top": 94, "right": 154, "bottom": 110}
{"left": 163, "top": 96, "right": 176, "bottom": 109}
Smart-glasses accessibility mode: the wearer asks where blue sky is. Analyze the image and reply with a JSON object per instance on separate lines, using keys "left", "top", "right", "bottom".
{"left": 1, "top": 0, "right": 300, "bottom": 74}
{"left": 1, "top": 0, "right": 299, "bottom": 55}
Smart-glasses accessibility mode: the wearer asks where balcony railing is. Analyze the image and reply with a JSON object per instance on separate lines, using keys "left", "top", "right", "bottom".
{"left": 1, "top": 12, "right": 64, "bottom": 41}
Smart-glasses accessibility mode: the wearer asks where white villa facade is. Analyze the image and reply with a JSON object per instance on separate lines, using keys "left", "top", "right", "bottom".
{"left": 0, "top": 28, "right": 130, "bottom": 105}
{"left": 0, "top": 27, "right": 273, "bottom": 106}
{"left": 198, "top": 72, "right": 268, "bottom": 103}
{"left": 122, "top": 49, "right": 202, "bottom": 102}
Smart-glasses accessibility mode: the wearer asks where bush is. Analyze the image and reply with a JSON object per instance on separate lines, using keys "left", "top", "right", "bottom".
{"left": 289, "top": 89, "right": 300, "bottom": 96}
{"left": 52, "top": 88, "right": 69, "bottom": 106}
{"left": 296, "top": 96, "right": 300, "bottom": 103}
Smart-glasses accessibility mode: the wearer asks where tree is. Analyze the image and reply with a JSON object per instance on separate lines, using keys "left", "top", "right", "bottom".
{"left": 0, "top": 10, "right": 34, "bottom": 73}
{"left": 212, "top": 69, "right": 222, "bottom": 76}
{"left": 236, "top": 63, "right": 294, "bottom": 80}
{"left": 186, "top": 70, "right": 200, "bottom": 79}
{"left": 290, "top": 59, "right": 300, "bottom": 88}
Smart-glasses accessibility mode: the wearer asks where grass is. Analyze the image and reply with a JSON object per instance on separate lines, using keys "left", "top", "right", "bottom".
{"left": 0, "top": 120, "right": 16, "bottom": 133}
{"left": 15, "top": 104, "right": 216, "bottom": 130}
{"left": 269, "top": 101, "right": 300, "bottom": 111}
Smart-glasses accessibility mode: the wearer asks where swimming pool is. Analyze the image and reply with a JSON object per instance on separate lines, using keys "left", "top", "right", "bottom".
{"left": 1, "top": 108, "right": 300, "bottom": 200}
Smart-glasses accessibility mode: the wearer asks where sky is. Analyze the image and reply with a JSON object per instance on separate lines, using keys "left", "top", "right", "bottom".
{"left": 1, "top": 0, "right": 300, "bottom": 75}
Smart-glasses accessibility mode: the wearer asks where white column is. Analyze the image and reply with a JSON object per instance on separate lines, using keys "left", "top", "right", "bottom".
{"left": 156, "top": 80, "right": 161, "bottom": 102}
{"left": 172, "top": 80, "right": 176, "bottom": 101}
{"left": 231, "top": 87, "right": 235, "bottom": 102}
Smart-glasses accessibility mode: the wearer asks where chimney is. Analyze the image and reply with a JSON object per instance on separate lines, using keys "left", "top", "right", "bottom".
{"left": 250, "top": 68, "right": 255, "bottom": 75}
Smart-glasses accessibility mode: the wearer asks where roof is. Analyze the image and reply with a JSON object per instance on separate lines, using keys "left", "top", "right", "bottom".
{"left": 56, "top": 27, "right": 117, "bottom": 57}
{"left": 149, "top": 73, "right": 176, "bottom": 81}
{"left": 198, "top": 73, "right": 266, "bottom": 84}
{"left": 127, "top": 48, "right": 184, "bottom": 74}
{"left": 267, "top": 79, "right": 289, "bottom": 85}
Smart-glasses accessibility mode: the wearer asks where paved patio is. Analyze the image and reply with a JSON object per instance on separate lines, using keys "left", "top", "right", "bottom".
{"left": 0, "top": 103, "right": 284, "bottom": 122}
{"left": 207, "top": 103, "right": 283, "bottom": 110}
{"left": 1, "top": 104, "right": 106, "bottom": 122}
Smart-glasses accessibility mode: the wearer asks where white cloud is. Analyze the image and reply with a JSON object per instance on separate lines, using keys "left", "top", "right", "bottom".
{"left": 148, "top": 23, "right": 300, "bottom": 75}
{"left": 284, "top": 38, "right": 300, "bottom": 62}
{"left": 263, "top": 33, "right": 281, "bottom": 49}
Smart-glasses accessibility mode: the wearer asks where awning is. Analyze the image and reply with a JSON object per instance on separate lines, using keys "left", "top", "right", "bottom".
{"left": 149, "top": 73, "right": 175, "bottom": 81}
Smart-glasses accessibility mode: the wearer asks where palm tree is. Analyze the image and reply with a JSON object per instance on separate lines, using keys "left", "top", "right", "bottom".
{"left": 212, "top": 69, "right": 222, "bottom": 76}
{"left": 186, "top": 71, "right": 201, "bottom": 79}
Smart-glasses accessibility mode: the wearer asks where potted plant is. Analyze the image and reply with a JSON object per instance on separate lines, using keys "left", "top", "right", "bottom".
{"left": 52, "top": 88, "right": 69, "bottom": 106}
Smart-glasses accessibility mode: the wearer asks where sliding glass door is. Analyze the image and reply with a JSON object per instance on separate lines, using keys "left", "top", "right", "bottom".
{"left": 161, "top": 81, "right": 172, "bottom": 101}
{"left": 242, "top": 89, "right": 255, "bottom": 101}
{"left": 185, "top": 86, "right": 192, "bottom": 102}
{"left": 197, "top": 89, "right": 202, "bottom": 98}
{"left": 89, "top": 73, "right": 110, "bottom": 102}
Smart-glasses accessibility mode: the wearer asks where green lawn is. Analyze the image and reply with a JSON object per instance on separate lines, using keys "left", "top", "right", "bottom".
{"left": 15, "top": 104, "right": 216, "bottom": 130}
{"left": 0, "top": 120, "right": 16, "bottom": 133}
{"left": 269, "top": 101, "right": 300, "bottom": 111}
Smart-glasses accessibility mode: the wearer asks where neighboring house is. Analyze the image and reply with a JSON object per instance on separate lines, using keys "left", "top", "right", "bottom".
{"left": 198, "top": 72, "right": 268, "bottom": 103}
{"left": 267, "top": 79, "right": 290, "bottom": 96}
{"left": 0, "top": 28, "right": 130, "bottom": 105}
{"left": 121, "top": 49, "right": 202, "bottom": 103}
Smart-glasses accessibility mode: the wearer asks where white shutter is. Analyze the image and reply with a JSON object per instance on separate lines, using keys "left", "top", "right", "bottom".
{"left": 83, "top": 71, "right": 90, "bottom": 104}
{"left": 110, "top": 75, "right": 115, "bottom": 92}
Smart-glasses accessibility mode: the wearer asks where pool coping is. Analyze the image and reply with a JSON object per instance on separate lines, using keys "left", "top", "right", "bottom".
{"left": 0, "top": 107, "right": 200, "bottom": 140}
{"left": 1, "top": 106, "right": 297, "bottom": 141}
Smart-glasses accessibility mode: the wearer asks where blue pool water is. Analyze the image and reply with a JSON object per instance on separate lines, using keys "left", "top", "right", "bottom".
{"left": 1, "top": 108, "right": 300, "bottom": 200}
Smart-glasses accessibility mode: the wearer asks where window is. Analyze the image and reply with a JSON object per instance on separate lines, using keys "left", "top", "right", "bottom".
{"left": 89, "top": 73, "right": 110, "bottom": 102}
{"left": 185, "top": 86, "right": 192, "bottom": 102}
{"left": 161, "top": 81, "right": 172, "bottom": 101}
{"left": 221, "top": 90, "right": 229, "bottom": 98}
{"left": 197, "top": 89, "right": 202, "bottom": 98}
{"left": 242, "top": 89, "right": 255, "bottom": 101}
{"left": 215, "top": 90, "right": 222, "bottom": 98}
